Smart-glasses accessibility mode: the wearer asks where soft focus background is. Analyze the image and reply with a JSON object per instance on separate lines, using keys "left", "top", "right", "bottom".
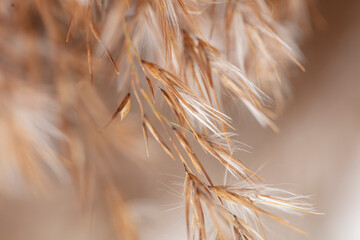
{"left": 1, "top": 0, "right": 360, "bottom": 239}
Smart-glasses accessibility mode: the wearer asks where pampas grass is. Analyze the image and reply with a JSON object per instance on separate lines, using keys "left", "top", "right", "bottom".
{"left": 0, "top": 0, "right": 321, "bottom": 239}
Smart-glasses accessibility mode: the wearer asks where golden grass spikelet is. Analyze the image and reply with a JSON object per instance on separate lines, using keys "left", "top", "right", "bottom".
{"left": 106, "top": 93, "right": 131, "bottom": 127}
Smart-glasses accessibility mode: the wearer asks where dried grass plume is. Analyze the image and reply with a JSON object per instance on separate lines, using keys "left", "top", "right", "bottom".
{"left": 0, "top": 0, "right": 322, "bottom": 239}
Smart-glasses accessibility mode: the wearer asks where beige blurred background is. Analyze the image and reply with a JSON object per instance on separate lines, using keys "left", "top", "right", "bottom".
{"left": 1, "top": 0, "right": 360, "bottom": 239}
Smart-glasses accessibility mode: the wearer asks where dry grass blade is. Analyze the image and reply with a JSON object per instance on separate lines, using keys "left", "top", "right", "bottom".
{"left": 184, "top": 173, "right": 192, "bottom": 239}
{"left": 143, "top": 115, "right": 175, "bottom": 159}
{"left": 176, "top": 0, "right": 208, "bottom": 47}
{"left": 86, "top": 37, "right": 94, "bottom": 87}
{"left": 142, "top": 60, "right": 232, "bottom": 136}
{"left": 184, "top": 173, "right": 209, "bottom": 239}
{"left": 66, "top": 15, "right": 73, "bottom": 43}
{"left": 184, "top": 174, "right": 313, "bottom": 239}
{"left": 174, "top": 128, "right": 213, "bottom": 186}
{"left": 210, "top": 186, "right": 309, "bottom": 235}
{"left": 146, "top": 77, "right": 155, "bottom": 102}
{"left": 142, "top": 122, "right": 149, "bottom": 157}
{"left": 89, "top": 21, "right": 120, "bottom": 74}
{"left": 196, "top": 134, "right": 261, "bottom": 182}
{"left": 106, "top": 93, "right": 131, "bottom": 127}
{"left": 160, "top": 89, "right": 182, "bottom": 124}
